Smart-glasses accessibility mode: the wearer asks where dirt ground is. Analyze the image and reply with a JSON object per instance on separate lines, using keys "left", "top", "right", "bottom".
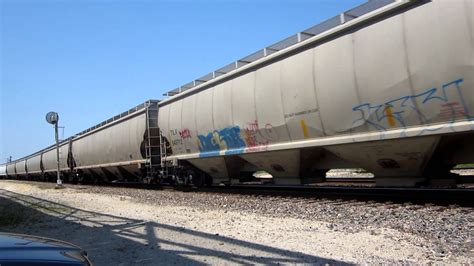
{"left": 0, "top": 180, "right": 472, "bottom": 265}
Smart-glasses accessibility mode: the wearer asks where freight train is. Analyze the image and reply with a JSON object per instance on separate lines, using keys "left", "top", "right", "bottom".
{"left": 1, "top": 0, "right": 473, "bottom": 187}
{"left": 1, "top": 101, "right": 161, "bottom": 184}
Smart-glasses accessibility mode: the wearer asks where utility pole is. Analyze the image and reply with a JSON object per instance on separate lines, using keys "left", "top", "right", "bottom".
{"left": 46, "top": 112, "right": 63, "bottom": 188}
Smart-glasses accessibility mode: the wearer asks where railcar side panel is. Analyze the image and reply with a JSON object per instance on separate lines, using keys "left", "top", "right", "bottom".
{"left": 403, "top": 1, "right": 448, "bottom": 126}
{"left": 434, "top": 0, "right": 474, "bottom": 99}
{"left": 281, "top": 49, "right": 323, "bottom": 140}
{"left": 254, "top": 62, "right": 290, "bottom": 146}
{"left": 129, "top": 114, "right": 147, "bottom": 161}
{"left": 231, "top": 73, "right": 258, "bottom": 153}
{"left": 26, "top": 154, "right": 42, "bottom": 174}
{"left": 161, "top": 0, "right": 473, "bottom": 160}
{"left": 0, "top": 165, "right": 6, "bottom": 177}
{"left": 42, "top": 145, "right": 68, "bottom": 173}
{"left": 59, "top": 144, "right": 70, "bottom": 171}
{"left": 158, "top": 103, "right": 171, "bottom": 151}
{"left": 6, "top": 163, "right": 16, "bottom": 177}
{"left": 353, "top": 15, "right": 420, "bottom": 131}
{"left": 314, "top": 34, "right": 364, "bottom": 136}
{"left": 42, "top": 149, "right": 56, "bottom": 172}
{"left": 213, "top": 82, "right": 233, "bottom": 132}
{"left": 168, "top": 100, "right": 186, "bottom": 155}
{"left": 195, "top": 87, "right": 217, "bottom": 157}
{"left": 15, "top": 160, "right": 27, "bottom": 176}
{"left": 181, "top": 94, "right": 199, "bottom": 154}
{"left": 157, "top": 0, "right": 473, "bottom": 185}
{"left": 72, "top": 113, "right": 147, "bottom": 168}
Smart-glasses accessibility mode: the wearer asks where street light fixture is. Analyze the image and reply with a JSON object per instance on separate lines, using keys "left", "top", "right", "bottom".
{"left": 45, "top": 111, "right": 63, "bottom": 188}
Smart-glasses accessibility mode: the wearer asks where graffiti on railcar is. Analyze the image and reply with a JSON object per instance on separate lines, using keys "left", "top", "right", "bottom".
{"left": 169, "top": 129, "right": 184, "bottom": 146}
{"left": 179, "top": 129, "right": 192, "bottom": 139}
{"left": 351, "top": 78, "right": 470, "bottom": 137}
{"left": 248, "top": 120, "right": 279, "bottom": 142}
{"left": 219, "top": 127, "right": 247, "bottom": 153}
{"left": 197, "top": 126, "right": 246, "bottom": 157}
{"left": 197, "top": 120, "right": 276, "bottom": 157}
{"left": 243, "top": 120, "right": 270, "bottom": 153}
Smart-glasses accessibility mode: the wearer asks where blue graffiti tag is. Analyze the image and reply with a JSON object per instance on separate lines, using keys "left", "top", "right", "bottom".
{"left": 351, "top": 78, "right": 470, "bottom": 137}
{"left": 198, "top": 126, "right": 246, "bottom": 157}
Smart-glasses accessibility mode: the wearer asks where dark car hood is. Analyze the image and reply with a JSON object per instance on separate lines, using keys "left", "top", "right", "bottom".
{"left": 0, "top": 233, "right": 90, "bottom": 265}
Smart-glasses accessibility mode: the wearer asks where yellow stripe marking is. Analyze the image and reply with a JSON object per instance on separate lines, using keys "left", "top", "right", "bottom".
{"left": 384, "top": 105, "right": 396, "bottom": 127}
{"left": 300, "top": 119, "right": 309, "bottom": 138}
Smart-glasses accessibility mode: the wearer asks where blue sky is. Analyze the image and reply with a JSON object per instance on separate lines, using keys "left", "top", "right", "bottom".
{"left": 1, "top": 0, "right": 365, "bottom": 162}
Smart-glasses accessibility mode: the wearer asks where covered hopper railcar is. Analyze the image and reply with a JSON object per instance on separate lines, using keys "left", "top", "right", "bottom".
{"left": 0, "top": 165, "right": 7, "bottom": 178}
{"left": 1, "top": 0, "right": 473, "bottom": 187}
{"left": 26, "top": 153, "right": 42, "bottom": 177}
{"left": 71, "top": 103, "right": 160, "bottom": 183}
{"left": 14, "top": 160, "right": 27, "bottom": 179}
{"left": 6, "top": 163, "right": 16, "bottom": 179}
{"left": 157, "top": 0, "right": 474, "bottom": 186}
{"left": 0, "top": 101, "right": 161, "bottom": 183}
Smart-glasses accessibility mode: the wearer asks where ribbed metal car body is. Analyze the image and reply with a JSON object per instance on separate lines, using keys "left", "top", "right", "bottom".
{"left": 0, "top": 1, "right": 472, "bottom": 187}
{"left": 0, "top": 102, "right": 155, "bottom": 181}
{"left": 72, "top": 111, "right": 148, "bottom": 180}
{"left": 0, "top": 165, "right": 6, "bottom": 177}
{"left": 26, "top": 154, "right": 42, "bottom": 175}
{"left": 6, "top": 163, "right": 16, "bottom": 178}
{"left": 158, "top": 0, "right": 474, "bottom": 185}
{"left": 15, "top": 160, "right": 27, "bottom": 178}
{"left": 42, "top": 145, "right": 69, "bottom": 173}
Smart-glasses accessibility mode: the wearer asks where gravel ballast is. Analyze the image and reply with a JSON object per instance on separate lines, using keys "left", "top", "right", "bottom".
{"left": 0, "top": 180, "right": 472, "bottom": 265}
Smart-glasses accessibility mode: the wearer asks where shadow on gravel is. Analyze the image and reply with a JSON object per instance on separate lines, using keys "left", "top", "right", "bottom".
{"left": 0, "top": 189, "right": 352, "bottom": 265}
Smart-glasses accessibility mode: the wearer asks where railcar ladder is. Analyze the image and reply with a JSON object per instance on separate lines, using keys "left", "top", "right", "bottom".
{"left": 144, "top": 101, "right": 161, "bottom": 181}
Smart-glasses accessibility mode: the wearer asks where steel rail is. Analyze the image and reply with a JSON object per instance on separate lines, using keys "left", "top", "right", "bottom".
{"left": 61, "top": 180, "right": 474, "bottom": 207}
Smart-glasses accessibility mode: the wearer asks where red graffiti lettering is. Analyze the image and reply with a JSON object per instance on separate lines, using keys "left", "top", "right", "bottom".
{"left": 179, "top": 129, "right": 192, "bottom": 139}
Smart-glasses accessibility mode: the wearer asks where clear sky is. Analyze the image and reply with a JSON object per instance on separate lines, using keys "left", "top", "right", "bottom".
{"left": 1, "top": 0, "right": 365, "bottom": 162}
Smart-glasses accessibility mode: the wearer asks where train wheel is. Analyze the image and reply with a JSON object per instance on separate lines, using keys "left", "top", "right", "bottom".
{"left": 204, "top": 174, "right": 213, "bottom": 186}
{"left": 190, "top": 170, "right": 204, "bottom": 188}
{"left": 144, "top": 176, "right": 157, "bottom": 185}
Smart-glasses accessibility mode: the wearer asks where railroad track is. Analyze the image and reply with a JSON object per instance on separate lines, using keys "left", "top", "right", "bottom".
{"left": 3, "top": 178, "right": 473, "bottom": 206}
{"left": 102, "top": 180, "right": 474, "bottom": 207}
{"left": 324, "top": 177, "right": 374, "bottom": 182}
{"left": 190, "top": 185, "right": 474, "bottom": 207}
